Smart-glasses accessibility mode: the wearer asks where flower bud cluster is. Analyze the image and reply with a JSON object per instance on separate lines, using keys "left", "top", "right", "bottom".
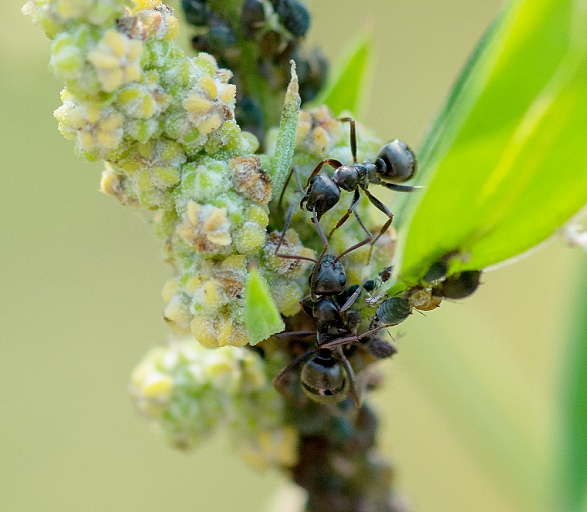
{"left": 25, "top": 0, "right": 316, "bottom": 350}
{"left": 129, "top": 338, "right": 298, "bottom": 469}
{"left": 182, "top": 0, "right": 328, "bottom": 137}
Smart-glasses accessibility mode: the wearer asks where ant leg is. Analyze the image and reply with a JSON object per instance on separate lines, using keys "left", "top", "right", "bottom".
{"left": 339, "top": 282, "right": 363, "bottom": 313}
{"left": 332, "top": 191, "right": 374, "bottom": 261}
{"left": 277, "top": 167, "right": 306, "bottom": 211}
{"left": 309, "top": 208, "right": 331, "bottom": 300}
{"left": 380, "top": 182, "right": 422, "bottom": 193}
{"left": 275, "top": 205, "right": 318, "bottom": 264}
{"left": 338, "top": 117, "right": 358, "bottom": 164}
{"left": 305, "top": 158, "right": 344, "bottom": 187}
{"left": 333, "top": 348, "right": 360, "bottom": 407}
{"left": 275, "top": 331, "right": 316, "bottom": 338}
{"left": 327, "top": 188, "right": 361, "bottom": 239}
{"left": 311, "top": 207, "right": 330, "bottom": 257}
{"left": 362, "top": 187, "right": 394, "bottom": 261}
{"left": 274, "top": 204, "right": 294, "bottom": 255}
{"left": 321, "top": 323, "right": 393, "bottom": 350}
{"left": 273, "top": 348, "right": 316, "bottom": 402}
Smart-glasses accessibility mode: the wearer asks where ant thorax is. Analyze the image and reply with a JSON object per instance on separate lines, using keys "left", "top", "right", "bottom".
{"left": 332, "top": 165, "right": 361, "bottom": 191}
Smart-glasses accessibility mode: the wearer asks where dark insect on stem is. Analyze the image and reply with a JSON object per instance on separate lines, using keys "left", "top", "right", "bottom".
{"left": 272, "top": 215, "right": 404, "bottom": 406}
{"left": 280, "top": 117, "right": 420, "bottom": 262}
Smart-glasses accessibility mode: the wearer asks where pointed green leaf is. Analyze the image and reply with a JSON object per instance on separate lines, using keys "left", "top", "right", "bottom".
{"left": 393, "top": 0, "right": 587, "bottom": 288}
{"left": 271, "top": 62, "right": 301, "bottom": 198}
{"left": 244, "top": 268, "right": 285, "bottom": 346}
{"left": 312, "top": 35, "right": 372, "bottom": 116}
{"left": 557, "top": 263, "right": 587, "bottom": 511}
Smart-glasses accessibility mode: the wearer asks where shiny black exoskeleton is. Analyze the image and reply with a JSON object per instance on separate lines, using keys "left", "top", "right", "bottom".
{"left": 272, "top": 253, "right": 401, "bottom": 407}
{"left": 292, "top": 117, "right": 419, "bottom": 260}
{"left": 274, "top": 280, "right": 397, "bottom": 406}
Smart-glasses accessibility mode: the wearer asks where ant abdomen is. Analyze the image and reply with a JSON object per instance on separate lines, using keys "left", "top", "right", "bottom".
{"left": 301, "top": 349, "right": 347, "bottom": 403}
{"left": 376, "top": 140, "right": 417, "bottom": 183}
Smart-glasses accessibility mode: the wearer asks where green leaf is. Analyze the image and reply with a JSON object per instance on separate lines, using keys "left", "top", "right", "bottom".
{"left": 312, "top": 34, "right": 372, "bottom": 116}
{"left": 271, "top": 62, "right": 301, "bottom": 199}
{"left": 393, "top": 0, "right": 587, "bottom": 288}
{"left": 557, "top": 262, "right": 587, "bottom": 511}
{"left": 244, "top": 268, "right": 285, "bottom": 346}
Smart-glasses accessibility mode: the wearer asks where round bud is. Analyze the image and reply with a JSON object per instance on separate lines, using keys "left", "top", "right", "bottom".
{"left": 271, "top": 0, "right": 310, "bottom": 37}
{"left": 376, "top": 140, "right": 417, "bottom": 183}
{"left": 241, "top": 0, "right": 265, "bottom": 39}
{"left": 181, "top": 0, "right": 209, "bottom": 26}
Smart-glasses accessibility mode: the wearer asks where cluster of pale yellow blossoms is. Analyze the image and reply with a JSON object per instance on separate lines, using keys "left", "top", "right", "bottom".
{"left": 129, "top": 339, "right": 298, "bottom": 469}
{"left": 24, "top": 0, "right": 311, "bottom": 467}
{"left": 24, "top": 0, "right": 394, "bottom": 470}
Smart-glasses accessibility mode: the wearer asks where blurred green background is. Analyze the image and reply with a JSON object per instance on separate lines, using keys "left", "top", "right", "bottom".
{"left": 1, "top": 0, "right": 583, "bottom": 510}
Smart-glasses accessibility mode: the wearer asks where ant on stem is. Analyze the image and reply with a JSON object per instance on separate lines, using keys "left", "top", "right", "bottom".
{"left": 279, "top": 117, "right": 420, "bottom": 261}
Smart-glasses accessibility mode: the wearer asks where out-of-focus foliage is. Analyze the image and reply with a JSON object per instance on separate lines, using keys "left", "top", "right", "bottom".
{"left": 392, "top": 0, "right": 587, "bottom": 287}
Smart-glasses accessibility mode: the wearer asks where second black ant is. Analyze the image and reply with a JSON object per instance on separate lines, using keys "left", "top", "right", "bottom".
{"left": 271, "top": 223, "right": 410, "bottom": 406}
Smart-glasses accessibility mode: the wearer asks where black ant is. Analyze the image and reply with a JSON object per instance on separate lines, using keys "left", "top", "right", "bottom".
{"left": 280, "top": 117, "right": 420, "bottom": 260}
{"left": 272, "top": 230, "right": 410, "bottom": 406}
{"left": 273, "top": 280, "right": 404, "bottom": 406}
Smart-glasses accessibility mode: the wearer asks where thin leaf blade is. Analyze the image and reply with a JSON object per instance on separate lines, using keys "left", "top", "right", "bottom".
{"left": 394, "top": 0, "right": 587, "bottom": 287}
{"left": 313, "top": 35, "right": 372, "bottom": 116}
{"left": 244, "top": 268, "right": 285, "bottom": 346}
{"left": 557, "top": 262, "right": 587, "bottom": 511}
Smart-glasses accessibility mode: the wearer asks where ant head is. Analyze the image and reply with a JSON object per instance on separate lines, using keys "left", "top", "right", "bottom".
{"left": 333, "top": 165, "right": 360, "bottom": 191}
{"left": 304, "top": 175, "right": 341, "bottom": 218}
{"left": 311, "top": 254, "right": 346, "bottom": 295}
{"left": 375, "top": 140, "right": 417, "bottom": 183}
{"left": 300, "top": 349, "right": 348, "bottom": 404}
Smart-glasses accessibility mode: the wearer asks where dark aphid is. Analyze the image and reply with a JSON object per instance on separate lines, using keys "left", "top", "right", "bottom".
{"left": 365, "top": 337, "right": 397, "bottom": 359}
{"left": 234, "top": 95, "right": 264, "bottom": 137}
{"left": 363, "top": 279, "right": 380, "bottom": 292}
{"left": 270, "top": 0, "right": 310, "bottom": 37}
{"left": 181, "top": 0, "right": 209, "bottom": 26}
{"left": 374, "top": 297, "right": 412, "bottom": 326}
{"left": 283, "top": 117, "right": 419, "bottom": 261}
{"left": 423, "top": 261, "right": 448, "bottom": 283}
{"left": 258, "top": 30, "right": 283, "bottom": 57}
{"left": 436, "top": 270, "right": 482, "bottom": 299}
{"left": 207, "top": 20, "right": 238, "bottom": 50}
{"left": 296, "top": 48, "right": 329, "bottom": 103}
{"left": 241, "top": 0, "right": 266, "bottom": 39}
